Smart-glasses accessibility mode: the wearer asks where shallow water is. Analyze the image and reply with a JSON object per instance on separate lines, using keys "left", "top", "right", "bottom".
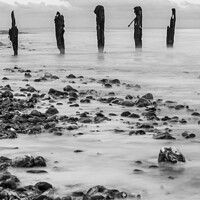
{"left": 0, "top": 28, "right": 200, "bottom": 199}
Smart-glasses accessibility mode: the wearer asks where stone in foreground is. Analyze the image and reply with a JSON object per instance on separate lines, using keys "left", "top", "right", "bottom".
{"left": 158, "top": 146, "right": 186, "bottom": 163}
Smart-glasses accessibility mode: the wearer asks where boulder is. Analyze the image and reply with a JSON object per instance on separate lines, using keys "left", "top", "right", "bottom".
{"left": 141, "top": 93, "right": 153, "bottom": 100}
{"left": 34, "top": 182, "right": 53, "bottom": 193}
{"left": 46, "top": 106, "right": 59, "bottom": 115}
{"left": 158, "top": 147, "right": 186, "bottom": 163}
{"left": 121, "top": 101, "right": 134, "bottom": 107}
{"left": 135, "top": 98, "right": 152, "bottom": 107}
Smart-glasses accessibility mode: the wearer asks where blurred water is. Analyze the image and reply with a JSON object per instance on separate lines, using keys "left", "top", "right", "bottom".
{"left": 0, "top": 28, "right": 200, "bottom": 199}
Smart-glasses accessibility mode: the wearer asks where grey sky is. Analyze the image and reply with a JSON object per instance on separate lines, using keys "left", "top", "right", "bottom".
{"left": 0, "top": 0, "right": 200, "bottom": 29}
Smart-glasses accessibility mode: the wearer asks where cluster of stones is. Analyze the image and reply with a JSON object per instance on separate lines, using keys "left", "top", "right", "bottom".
{"left": 0, "top": 176, "right": 132, "bottom": 200}
{"left": 0, "top": 70, "right": 198, "bottom": 198}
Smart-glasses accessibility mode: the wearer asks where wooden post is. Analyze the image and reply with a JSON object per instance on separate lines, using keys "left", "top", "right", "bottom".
{"left": 9, "top": 11, "right": 18, "bottom": 56}
{"left": 167, "top": 8, "right": 176, "bottom": 47}
{"left": 133, "top": 6, "right": 142, "bottom": 48}
{"left": 54, "top": 12, "right": 65, "bottom": 54}
{"left": 94, "top": 5, "right": 105, "bottom": 53}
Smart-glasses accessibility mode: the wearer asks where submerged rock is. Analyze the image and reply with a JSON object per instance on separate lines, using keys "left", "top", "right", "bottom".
{"left": 158, "top": 147, "right": 186, "bottom": 163}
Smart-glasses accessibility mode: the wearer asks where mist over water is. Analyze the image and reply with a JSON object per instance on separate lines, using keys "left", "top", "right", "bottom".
{"left": 0, "top": 28, "right": 200, "bottom": 199}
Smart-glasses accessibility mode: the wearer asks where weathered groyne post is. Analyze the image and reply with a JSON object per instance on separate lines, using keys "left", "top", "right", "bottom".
{"left": 54, "top": 12, "right": 65, "bottom": 54}
{"left": 94, "top": 5, "right": 105, "bottom": 53}
{"left": 166, "top": 8, "right": 176, "bottom": 47}
{"left": 9, "top": 11, "right": 18, "bottom": 56}
{"left": 128, "top": 6, "right": 142, "bottom": 48}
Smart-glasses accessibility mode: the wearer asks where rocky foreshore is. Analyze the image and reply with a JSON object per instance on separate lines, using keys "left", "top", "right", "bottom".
{"left": 0, "top": 66, "right": 199, "bottom": 199}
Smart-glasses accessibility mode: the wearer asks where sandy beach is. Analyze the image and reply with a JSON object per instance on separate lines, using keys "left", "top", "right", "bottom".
{"left": 0, "top": 28, "right": 200, "bottom": 200}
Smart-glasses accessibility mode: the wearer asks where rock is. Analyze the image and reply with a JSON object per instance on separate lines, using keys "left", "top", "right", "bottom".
{"left": 129, "top": 130, "right": 146, "bottom": 136}
{"left": 175, "top": 105, "right": 185, "bottom": 110}
{"left": 2, "top": 91, "right": 13, "bottom": 98}
{"left": 182, "top": 131, "right": 196, "bottom": 139}
{"left": 11, "top": 155, "right": 35, "bottom": 167}
{"left": 26, "top": 170, "right": 48, "bottom": 174}
{"left": 31, "top": 110, "right": 42, "bottom": 117}
{"left": 2, "top": 77, "right": 9, "bottom": 80}
{"left": 129, "top": 113, "right": 140, "bottom": 118}
{"left": 135, "top": 98, "right": 152, "bottom": 107}
{"left": 11, "top": 155, "right": 46, "bottom": 167}
{"left": 79, "top": 117, "right": 92, "bottom": 123}
{"left": 66, "top": 74, "right": 76, "bottom": 79}
{"left": 121, "top": 101, "right": 134, "bottom": 107}
{"left": 25, "top": 72, "right": 32, "bottom": 78}
{"left": 137, "top": 123, "right": 154, "bottom": 129}
{"left": 1, "top": 180, "right": 17, "bottom": 190}
{"left": 104, "top": 83, "right": 112, "bottom": 88}
{"left": 142, "top": 111, "right": 157, "bottom": 120}
{"left": 141, "top": 93, "right": 153, "bottom": 100}
{"left": 46, "top": 106, "right": 59, "bottom": 115}
{"left": 158, "top": 146, "right": 186, "bottom": 163}
{"left": 191, "top": 112, "right": 200, "bottom": 116}
{"left": 153, "top": 132, "right": 176, "bottom": 140}
{"left": 110, "top": 79, "right": 120, "bottom": 84}
{"left": 121, "top": 111, "right": 131, "bottom": 117}
{"left": 125, "top": 95, "right": 133, "bottom": 100}
{"left": 149, "top": 165, "right": 159, "bottom": 168}
{"left": 34, "top": 182, "right": 53, "bottom": 193}
{"left": 48, "top": 88, "right": 67, "bottom": 97}
{"left": 63, "top": 85, "right": 77, "bottom": 92}
{"left": 34, "top": 156, "right": 46, "bottom": 167}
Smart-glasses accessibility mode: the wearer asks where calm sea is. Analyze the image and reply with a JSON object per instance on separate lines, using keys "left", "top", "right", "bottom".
{"left": 0, "top": 28, "right": 200, "bottom": 200}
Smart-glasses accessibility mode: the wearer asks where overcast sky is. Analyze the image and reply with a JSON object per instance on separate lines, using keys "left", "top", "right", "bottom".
{"left": 0, "top": 0, "right": 200, "bottom": 29}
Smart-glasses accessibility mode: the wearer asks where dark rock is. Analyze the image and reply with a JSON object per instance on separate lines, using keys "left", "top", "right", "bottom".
{"left": 34, "top": 181, "right": 53, "bottom": 193}
{"left": 34, "top": 156, "right": 46, "bottom": 167}
{"left": 46, "top": 106, "right": 59, "bottom": 115}
{"left": 158, "top": 146, "right": 186, "bottom": 163}
{"left": 26, "top": 170, "right": 48, "bottom": 174}
{"left": 25, "top": 72, "right": 32, "bottom": 78}
{"left": 72, "top": 191, "right": 84, "bottom": 197}
{"left": 110, "top": 79, "right": 120, "bottom": 84}
{"left": 182, "top": 131, "right": 196, "bottom": 139}
{"left": 161, "top": 116, "right": 171, "bottom": 121}
{"left": 191, "top": 112, "right": 200, "bottom": 116}
{"left": 129, "top": 113, "right": 140, "bottom": 118}
{"left": 121, "top": 111, "right": 131, "bottom": 117}
{"left": 149, "top": 165, "right": 159, "bottom": 168}
{"left": 11, "top": 155, "right": 46, "bottom": 167}
{"left": 179, "top": 119, "right": 187, "bottom": 124}
{"left": 153, "top": 132, "right": 176, "bottom": 140}
{"left": 142, "top": 111, "right": 156, "bottom": 120}
{"left": 133, "top": 169, "right": 144, "bottom": 174}
{"left": 2, "top": 91, "right": 13, "bottom": 98}
{"left": 175, "top": 105, "right": 185, "bottom": 110}
{"left": 129, "top": 130, "right": 146, "bottom": 136}
{"left": 48, "top": 88, "right": 67, "bottom": 97}
{"left": 74, "top": 150, "right": 83, "bottom": 153}
{"left": 137, "top": 123, "right": 154, "bottom": 129}
{"left": 121, "top": 101, "right": 134, "bottom": 107}
{"left": 2, "top": 77, "right": 9, "bottom": 80}
{"left": 63, "top": 85, "right": 77, "bottom": 92}
{"left": 70, "top": 104, "right": 79, "bottom": 107}
{"left": 11, "top": 155, "right": 34, "bottom": 167}
{"left": 141, "top": 93, "right": 153, "bottom": 100}
{"left": 135, "top": 98, "right": 151, "bottom": 107}
{"left": 125, "top": 95, "right": 133, "bottom": 100}
{"left": 31, "top": 110, "right": 42, "bottom": 117}
{"left": 104, "top": 83, "right": 112, "bottom": 88}
{"left": 67, "top": 74, "right": 76, "bottom": 79}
